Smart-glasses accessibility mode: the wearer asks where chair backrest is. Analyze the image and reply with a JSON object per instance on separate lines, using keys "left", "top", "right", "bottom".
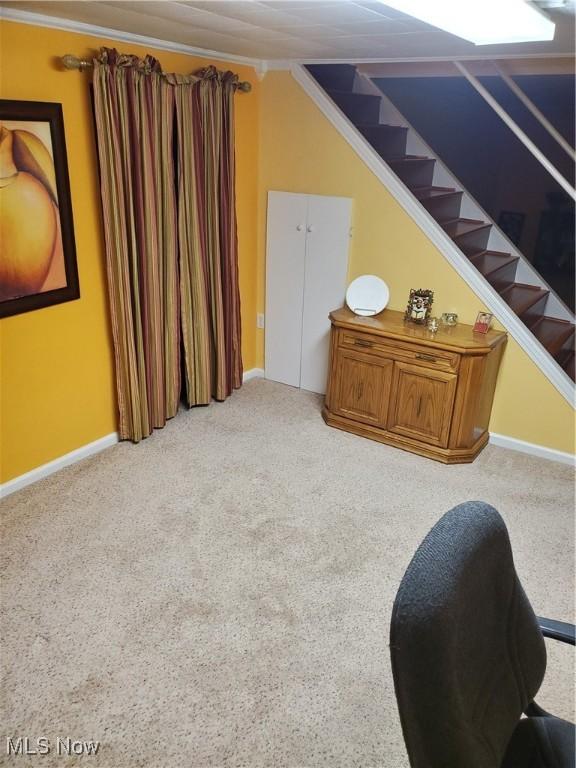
{"left": 390, "top": 501, "right": 546, "bottom": 768}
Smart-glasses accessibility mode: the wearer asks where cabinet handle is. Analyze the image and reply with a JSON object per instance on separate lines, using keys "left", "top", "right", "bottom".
{"left": 307, "top": 225, "right": 314, "bottom": 233}
{"left": 296, "top": 224, "right": 304, "bottom": 232}
{"left": 415, "top": 353, "right": 438, "bottom": 362}
{"left": 357, "top": 381, "right": 364, "bottom": 400}
{"left": 354, "top": 339, "right": 373, "bottom": 348}
{"left": 417, "top": 396, "right": 422, "bottom": 417}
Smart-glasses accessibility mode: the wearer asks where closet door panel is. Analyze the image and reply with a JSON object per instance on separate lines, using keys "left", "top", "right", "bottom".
{"left": 265, "top": 192, "right": 308, "bottom": 387}
{"left": 300, "top": 195, "right": 352, "bottom": 394}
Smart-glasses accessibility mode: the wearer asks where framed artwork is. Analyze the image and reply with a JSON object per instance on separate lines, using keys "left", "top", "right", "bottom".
{"left": 473, "top": 311, "right": 493, "bottom": 334}
{"left": 0, "top": 100, "right": 79, "bottom": 318}
{"left": 404, "top": 288, "right": 434, "bottom": 325}
{"left": 497, "top": 210, "right": 525, "bottom": 247}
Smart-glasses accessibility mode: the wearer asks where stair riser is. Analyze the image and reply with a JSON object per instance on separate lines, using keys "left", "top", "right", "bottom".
{"left": 422, "top": 194, "right": 463, "bottom": 222}
{"left": 376, "top": 136, "right": 410, "bottom": 160}
{"left": 360, "top": 127, "right": 408, "bottom": 159}
{"left": 485, "top": 261, "right": 519, "bottom": 292}
{"left": 331, "top": 93, "right": 381, "bottom": 125}
{"left": 307, "top": 64, "right": 356, "bottom": 92}
{"left": 556, "top": 331, "right": 575, "bottom": 363}
{"left": 453, "top": 228, "right": 492, "bottom": 256}
{"left": 392, "top": 161, "right": 435, "bottom": 187}
{"left": 520, "top": 295, "right": 550, "bottom": 328}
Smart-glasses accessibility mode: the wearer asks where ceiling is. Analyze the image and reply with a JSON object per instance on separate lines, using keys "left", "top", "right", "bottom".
{"left": 2, "top": 0, "right": 575, "bottom": 63}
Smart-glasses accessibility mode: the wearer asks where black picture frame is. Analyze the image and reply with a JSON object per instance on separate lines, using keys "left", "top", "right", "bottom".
{"left": 0, "top": 100, "right": 80, "bottom": 318}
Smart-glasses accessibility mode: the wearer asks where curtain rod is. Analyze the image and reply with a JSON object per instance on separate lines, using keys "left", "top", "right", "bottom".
{"left": 61, "top": 54, "right": 252, "bottom": 92}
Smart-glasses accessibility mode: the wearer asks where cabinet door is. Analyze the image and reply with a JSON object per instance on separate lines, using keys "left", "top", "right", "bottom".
{"left": 300, "top": 195, "right": 352, "bottom": 395}
{"left": 332, "top": 349, "right": 393, "bottom": 427}
{"left": 265, "top": 192, "right": 307, "bottom": 387}
{"left": 388, "top": 362, "right": 457, "bottom": 447}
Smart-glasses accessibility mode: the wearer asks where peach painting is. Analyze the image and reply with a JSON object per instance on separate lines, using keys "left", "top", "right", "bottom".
{"left": 0, "top": 101, "right": 78, "bottom": 318}
{"left": 0, "top": 119, "right": 67, "bottom": 301}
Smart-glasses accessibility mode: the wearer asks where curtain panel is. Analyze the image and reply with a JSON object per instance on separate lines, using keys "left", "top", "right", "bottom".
{"left": 93, "top": 49, "right": 242, "bottom": 442}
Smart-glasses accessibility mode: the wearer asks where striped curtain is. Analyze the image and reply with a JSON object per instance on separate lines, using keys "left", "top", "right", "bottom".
{"left": 93, "top": 50, "right": 242, "bottom": 441}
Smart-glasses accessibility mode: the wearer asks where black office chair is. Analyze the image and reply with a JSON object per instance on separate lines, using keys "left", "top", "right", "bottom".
{"left": 390, "top": 501, "right": 575, "bottom": 768}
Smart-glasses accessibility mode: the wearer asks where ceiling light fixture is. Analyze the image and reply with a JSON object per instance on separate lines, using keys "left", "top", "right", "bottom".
{"left": 379, "top": 0, "right": 556, "bottom": 44}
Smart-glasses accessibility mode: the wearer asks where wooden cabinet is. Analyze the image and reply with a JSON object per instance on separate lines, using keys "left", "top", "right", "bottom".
{"left": 324, "top": 307, "right": 507, "bottom": 463}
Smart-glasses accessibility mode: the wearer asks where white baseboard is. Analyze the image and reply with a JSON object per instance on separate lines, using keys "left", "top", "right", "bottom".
{"left": 243, "top": 367, "right": 264, "bottom": 382}
{"left": 2, "top": 375, "right": 569, "bottom": 500}
{"left": 489, "top": 433, "right": 575, "bottom": 466}
{"left": 0, "top": 368, "right": 265, "bottom": 499}
{"left": 0, "top": 433, "right": 120, "bottom": 499}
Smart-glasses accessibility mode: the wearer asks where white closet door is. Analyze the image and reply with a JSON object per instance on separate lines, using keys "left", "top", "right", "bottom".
{"left": 300, "top": 195, "right": 352, "bottom": 394}
{"left": 265, "top": 191, "right": 308, "bottom": 387}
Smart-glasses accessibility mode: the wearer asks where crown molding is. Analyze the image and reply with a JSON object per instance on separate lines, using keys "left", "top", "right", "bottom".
{"left": 0, "top": 7, "right": 264, "bottom": 69}
{"left": 295, "top": 52, "right": 574, "bottom": 65}
{"left": 264, "top": 60, "right": 292, "bottom": 71}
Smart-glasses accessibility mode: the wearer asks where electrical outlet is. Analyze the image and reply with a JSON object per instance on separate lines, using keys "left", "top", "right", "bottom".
{"left": 257, "top": 313, "right": 265, "bottom": 329}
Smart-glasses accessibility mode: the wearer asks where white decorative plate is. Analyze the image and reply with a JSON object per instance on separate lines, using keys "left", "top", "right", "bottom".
{"left": 346, "top": 275, "right": 390, "bottom": 317}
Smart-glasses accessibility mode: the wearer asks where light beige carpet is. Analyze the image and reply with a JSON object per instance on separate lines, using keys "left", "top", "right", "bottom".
{"left": 1, "top": 379, "right": 574, "bottom": 768}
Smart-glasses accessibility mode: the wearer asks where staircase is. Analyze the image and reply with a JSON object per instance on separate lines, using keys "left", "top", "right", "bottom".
{"left": 306, "top": 64, "right": 575, "bottom": 384}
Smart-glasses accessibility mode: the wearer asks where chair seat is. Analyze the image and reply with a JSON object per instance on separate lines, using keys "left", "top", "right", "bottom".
{"left": 502, "top": 715, "right": 575, "bottom": 768}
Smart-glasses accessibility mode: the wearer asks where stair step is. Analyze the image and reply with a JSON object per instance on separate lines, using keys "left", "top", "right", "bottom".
{"left": 531, "top": 317, "right": 575, "bottom": 358}
{"left": 389, "top": 156, "right": 435, "bottom": 186}
{"left": 411, "top": 186, "right": 458, "bottom": 201}
{"left": 441, "top": 218, "right": 492, "bottom": 255}
{"left": 359, "top": 124, "right": 408, "bottom": 158}
{"left": 469, "top": 251, "right": 519, "bottom": 291}
{"left": 469, "top": 251, "right": 518, "bottom": 277}
{"left": 307, "top": 64, "right": 356, "bottom": 92}
{"left": 411, "top": 187, "right": 463, "bottom": 222}
{"left": 389, "top": 155, "right": 430, "bottom": 163}
{"left": 501, "top": 283, "right": 550, "bottom": 320}
{"left": 441, "top": 218, "right": 491, "bottom": 238}
{"left": 327, "top": 90, "right": 381, "bottom": 125}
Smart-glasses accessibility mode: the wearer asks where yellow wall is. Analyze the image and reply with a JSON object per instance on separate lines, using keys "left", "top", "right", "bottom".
{"left": 257, "top": 71, "right": 575, "bottom": 454}
{"left": 1, "top": 21, "right": 572, "bottom": 484}
{"left": 0, "top": 20, "right": 260, "bottom": 482}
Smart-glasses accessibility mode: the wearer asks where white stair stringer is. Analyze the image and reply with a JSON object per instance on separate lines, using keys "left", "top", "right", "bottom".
{"left": 292, "top": 64, "right": 574, "bottom": 407}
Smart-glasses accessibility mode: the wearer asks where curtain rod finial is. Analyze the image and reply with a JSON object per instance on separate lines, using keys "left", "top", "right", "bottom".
{"left": 62, "top": 54, "right": 91, "bottom": 71}
{"left": 237, "top": 81, "right": 252, "bottom": 93}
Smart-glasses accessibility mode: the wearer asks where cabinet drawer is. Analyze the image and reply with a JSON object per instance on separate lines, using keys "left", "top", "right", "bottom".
{"left": 339, "top": 330, "right": 460, "bottom": 373}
